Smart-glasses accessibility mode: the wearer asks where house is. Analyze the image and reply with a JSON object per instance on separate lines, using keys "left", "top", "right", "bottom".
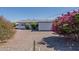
{"left": 16, "top": 20, "right": 32, "bottom": 30}
{"left": 16, "top": 22, "right": 26, "bottom": 29}
{"left": 15, "top": 20, "right": 53, "bottom": 31}
{"left": 38, "top": 21, "right": 53, "bottom": 31}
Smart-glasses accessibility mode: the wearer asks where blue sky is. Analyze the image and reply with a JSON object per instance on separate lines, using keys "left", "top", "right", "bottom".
{"left": 0, "top": 7, "right": 79, "bottom": 22}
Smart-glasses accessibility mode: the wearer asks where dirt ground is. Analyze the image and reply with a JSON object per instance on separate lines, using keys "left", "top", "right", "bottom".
{"left": 0, "top": 30, "right": 57, "bottom": 51}
{"left": 0, "top": 30, "right": 78, "bottom": 51}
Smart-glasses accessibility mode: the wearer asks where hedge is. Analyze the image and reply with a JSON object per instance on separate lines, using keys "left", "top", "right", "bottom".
{"left": 0, "top": 16, "right": 15, "bottom": 42}
{"left": 52, "top": 10, "right": 79, "bottom": 41}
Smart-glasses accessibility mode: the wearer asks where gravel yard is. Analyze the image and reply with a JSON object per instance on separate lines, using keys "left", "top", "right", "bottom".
{"left": 0, "top": 30, "right": 79, "bottom": 51}
{"left": 0, "top": 30, "right": 55, "bottom": 51}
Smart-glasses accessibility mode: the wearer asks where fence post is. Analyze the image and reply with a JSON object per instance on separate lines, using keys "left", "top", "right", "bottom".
{"left": 33, "top": 40, "right": 35, "bottom": 51}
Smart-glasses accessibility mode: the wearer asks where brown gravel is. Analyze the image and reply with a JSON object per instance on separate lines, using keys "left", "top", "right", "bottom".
{"left": 0, "top": 30, "right": 55, "bottom": 51}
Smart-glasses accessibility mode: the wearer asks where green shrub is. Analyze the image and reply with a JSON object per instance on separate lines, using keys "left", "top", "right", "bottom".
{"left": 12, "top": 22, "right": 16, "bottom": 28}
{"left": 58, "top": 23, "right": 72, "bottom": 34}
{"left": 31, "top": 22, "right": 38, "bottom": 30}
{"left": 25, "top": 24, "right": 30, "bottom": 29}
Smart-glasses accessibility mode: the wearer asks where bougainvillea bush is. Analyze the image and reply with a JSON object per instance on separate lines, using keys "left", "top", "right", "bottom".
{"left": 52, "top": 10, "right": 79, "bottom": 41}
{"left": 0, "top": 16, "right": 15, "bottom": 42}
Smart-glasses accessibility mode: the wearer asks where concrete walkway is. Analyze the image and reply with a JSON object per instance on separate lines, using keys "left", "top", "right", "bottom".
{"left": 0, "top": 30, "right": 55, "bottom": 51}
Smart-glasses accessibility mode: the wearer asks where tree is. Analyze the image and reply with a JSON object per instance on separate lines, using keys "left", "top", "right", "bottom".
{"left": 25, "top": 24, "right": 30, "bottom": 29}
{"left": 31, "top": 22, "right": 38, "bottom": 31}
{"left": 52, "top": 10, "right": 79, "bottom": 41}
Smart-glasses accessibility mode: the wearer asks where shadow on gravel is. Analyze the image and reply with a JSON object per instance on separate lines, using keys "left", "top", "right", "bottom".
{"left": 41, "top": 36, "right": 79, "bottom": 51}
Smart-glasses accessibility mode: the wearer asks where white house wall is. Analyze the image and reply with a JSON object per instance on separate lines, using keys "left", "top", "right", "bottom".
{"left": 16, "top": 23, "right": 26, "bottom": 29}
{"left": 38, "top": 22, "right": 52, "bottom": 31}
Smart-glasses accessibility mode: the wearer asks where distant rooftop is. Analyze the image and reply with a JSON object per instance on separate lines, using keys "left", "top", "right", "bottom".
{"left": 16, "top": 19, "right": 53, "bottom": 23}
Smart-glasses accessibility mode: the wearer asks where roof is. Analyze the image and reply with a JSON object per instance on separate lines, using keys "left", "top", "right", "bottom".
{"left": 16, "top": 20, "right": 53, "bottom": 23}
